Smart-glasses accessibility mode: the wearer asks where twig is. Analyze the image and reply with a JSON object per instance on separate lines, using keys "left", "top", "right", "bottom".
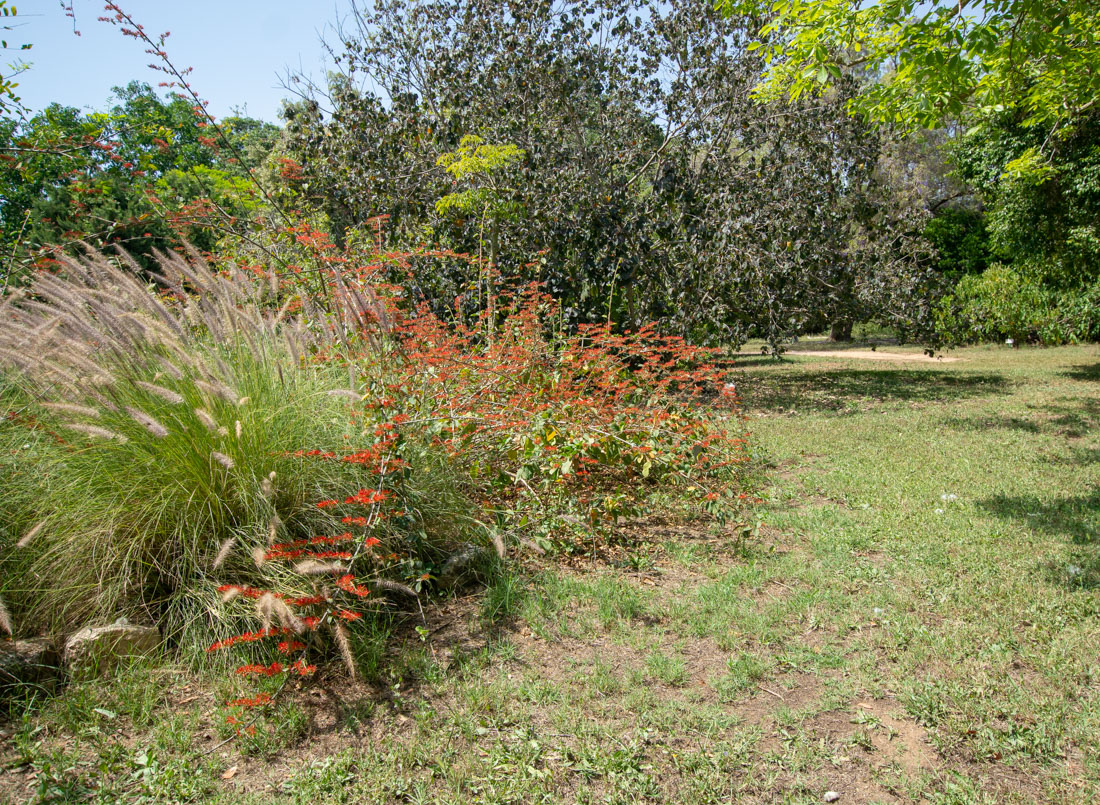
{"left": 1, "top": 209, "right": 30, "bottom": 295}
{"left": 758, "top": 684, "right": 785, "bottom": 701}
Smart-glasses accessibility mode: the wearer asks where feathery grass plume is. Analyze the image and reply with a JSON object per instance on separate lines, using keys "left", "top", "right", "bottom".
{"left": 251, "top": 546, "right": 267, "bottom": 568}
{"left": 56, "top": 349, "right": 113, "bottom": 380}
{"left": 156, "top": 356, "right": 185, "bottom": 380}
{"left": 135, "top": 381, "right": 185, "bottom": 405}
{"left": 0, "top": 597, "right": 11, "bottom": 636}
{"left": 41, "top": 359, "right": 90, "bottom": 389}
{"left": 490, "top": 530, "right": 506, "bottom": 559}
{"left": 283, "top": 324, "right": 302, "bottom": 367}
{"left": 16, "top": 520, "right": 47, "bottom": 549}
{"left": 272, "top": 293, "right": 294, "bottom": 325}
{"left": 255, "top": 592, "right": 301, "bottom": 633}
{"left": 213, "top": 537, "right": 236, "bottom": 570}
{"left": 41, "top": 402, "right": 100, "bottom": 419}
{"left": 235, "top": 420, "right": 242, "bottom": 440}
{"left": 375, "top": 579, "right": 418, "bottom": 598}
{"left": 332, "top": 622, "right": 356, "bottom": 678}
{"left": 261, "top": 477, "right": 274, "bottom": 499}
{"left": 194, "top": 379, "right": 239, "bottom": 404}
{"left": 238, "top": 397, "right": 250, "bottom": 406}
{"left": 271, "top": 596, "right": 302, "bottom": 632}
{"left": 256, "top": 591, "right": 277, "bottom": 630}
{"left": 0, "top": 347, "right": 35, "bottom": 372}
{"left": 211, "top": 451, "right": 235, "bottom": 470}
{"left": 220, "top": 586, "right": 241, "bottom": 603}
{"left": 520, "top": 538, "right": 546, "bottom": 556}
{"left": 62, "top": 423, "right": 128, "bottom": 443}
{"left": 194, "top": 407, "right": 218, "bottom": 432}
{"left": 267, "top": 515, "right": 280, "bottom": 544}
{"left": 81, "top": 388, "right": 120, "bottom": 413}
{"left": 218, "top": 426, "right": 229, "bottom": 437}
{"left": 196, "top": 299, "right": 226, "bottom": 343}
{"left": 125, "top": 406, "right": 169, "bottom": 438}
{"left": 292, "top": 559, "right": 344, "bottom": 575}
{"left": 327, "top": 389, "right": 362, "bottom": 401}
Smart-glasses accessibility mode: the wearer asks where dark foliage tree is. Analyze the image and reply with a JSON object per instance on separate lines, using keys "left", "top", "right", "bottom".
{"left": 282, "top": 0, "right": 936, "bottom": 346}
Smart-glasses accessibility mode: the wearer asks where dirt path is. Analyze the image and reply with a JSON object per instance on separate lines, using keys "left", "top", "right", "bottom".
{"left": 788, "top": 348, "right": 961, "bottom": 363}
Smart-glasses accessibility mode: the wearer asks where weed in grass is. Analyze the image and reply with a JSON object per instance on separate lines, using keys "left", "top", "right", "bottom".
{"left": 645, "top": 650, "right": 689, "bottom": 687}
{"left": 715, "top": 652, "right": 771, "bottom": 701}
{"left": 280, "top": 753, "right": 360, "bottom": 804}
{"left": 481, "top": 566, "right": 528, "bottom": 625}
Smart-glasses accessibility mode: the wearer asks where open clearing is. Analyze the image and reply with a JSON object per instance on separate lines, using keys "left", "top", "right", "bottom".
{"left": 2, "top": 344, "right": 1098, "bottom": 804}
{"left": 785, "top": 349, "right": 962, "bottom": 363}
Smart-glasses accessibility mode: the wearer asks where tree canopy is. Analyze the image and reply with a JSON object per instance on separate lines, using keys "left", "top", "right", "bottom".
{"left": 0, "top": 82, "right": 279, "bottom": 275}
{"left": 721, "top": 1, "right": 1100, "bottom": 137}
{"left": 283, "top": 0, "right": 937, "bottom": 348}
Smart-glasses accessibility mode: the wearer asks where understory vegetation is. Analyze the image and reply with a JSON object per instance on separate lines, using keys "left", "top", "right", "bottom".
{"left": 1, "top": 345, "right": 1096, "bottom": 803}
{"left": 0, "top": 240, "right": 748, "bottom": 673}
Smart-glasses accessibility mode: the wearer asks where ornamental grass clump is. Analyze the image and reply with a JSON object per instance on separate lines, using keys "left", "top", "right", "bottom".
{"left": 0, "top": 246, "right": 471, "bottom": 654}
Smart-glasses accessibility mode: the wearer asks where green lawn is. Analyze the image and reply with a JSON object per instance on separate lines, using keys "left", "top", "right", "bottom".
{"left": 3, "top": 343, "right": 1098, "bottom": 804}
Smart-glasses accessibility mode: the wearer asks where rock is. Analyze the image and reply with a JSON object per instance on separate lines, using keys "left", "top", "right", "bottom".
{"left": 64, "top": 622, "right": 160, "bottom": 678}
{"left": 824, "top": 792, "right": 841, "bottom": 803}
{"left": 0, "top": 638, "right": 62, "bottom": 692}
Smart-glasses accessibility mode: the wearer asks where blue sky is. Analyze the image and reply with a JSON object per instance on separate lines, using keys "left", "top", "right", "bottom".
{"left": 11, "top": 0, "right": 342, "bottom": 122}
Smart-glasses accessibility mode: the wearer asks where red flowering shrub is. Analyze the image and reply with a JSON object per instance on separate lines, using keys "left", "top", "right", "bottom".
{"left": 0, "top": 226, "right": 748, "bottom": 703}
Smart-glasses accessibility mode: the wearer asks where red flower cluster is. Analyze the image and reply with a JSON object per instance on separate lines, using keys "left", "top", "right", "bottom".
{"left": 208, "top": 627, "right": 289, "bottom": 652}
{"left": 236, "top": 662, "right": 284, "bottom": 676}
{"left": 336, "top": 574, "right": 372, "bottom": 597}
{"left": 344, "top": 488, "right": 391, "bottom": 505}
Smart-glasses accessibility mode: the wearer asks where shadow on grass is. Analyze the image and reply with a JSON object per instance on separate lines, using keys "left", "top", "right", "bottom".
{"left": 732, "top": 368, "right": 1009, "bottom": 414}
{"left": 1063, "top": 363, "right": 1100, "bottom": 383}
{"left": 946, "top": 397, "right": 1099, "bottom": 440}
{"left": 979, "top": 489, "right": 1100, "bottom": 590}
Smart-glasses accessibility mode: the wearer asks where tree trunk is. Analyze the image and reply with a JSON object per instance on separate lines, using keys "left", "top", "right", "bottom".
{"left": 830, "top": 320, "right": 853, "bottom": 341}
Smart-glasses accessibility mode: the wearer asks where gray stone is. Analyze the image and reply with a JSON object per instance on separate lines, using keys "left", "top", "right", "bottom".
{"left": 823, "top": 792, "right": 841, "bottom": 803}
{"left": 64, "top": 622, "right": 160, "bottom": 677}
{"left": 0, "top": 638, "right": 62, "bottom": 692}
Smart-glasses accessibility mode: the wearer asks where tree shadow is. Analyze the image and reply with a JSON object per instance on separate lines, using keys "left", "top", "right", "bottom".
{"left": 978, "top": 489, "right": 1100, "bottom": 590}
{"left": 732, "top": 367, "right": 1009, "bottom": 414}
{"left": 1062, "top": 363, "right": 1100, "bottom": 382}
{"left": 945, "top": 397, "right": 1099, "bottom": 440}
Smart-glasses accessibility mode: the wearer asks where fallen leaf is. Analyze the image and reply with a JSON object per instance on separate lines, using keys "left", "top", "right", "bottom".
{"left": 221, "top": 765, "right": 238, "bottom": 780}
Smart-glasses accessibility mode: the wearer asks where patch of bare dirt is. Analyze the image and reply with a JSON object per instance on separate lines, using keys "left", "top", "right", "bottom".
{"left": 788, "top": 349, "right": 962, "bottom": 363}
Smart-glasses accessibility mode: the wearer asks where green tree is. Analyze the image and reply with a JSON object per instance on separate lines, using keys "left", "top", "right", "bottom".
{"left": 721, "top": 1, "right": 1100, "bottom": 136}
{"left": 0, "top": 1, "right": 31, "bottom": 115}
{"left": 0, "top": 83, "right": 279, "bottom": 278}
{"left": 435, "top": 135, "right": 525, "bottom": 316}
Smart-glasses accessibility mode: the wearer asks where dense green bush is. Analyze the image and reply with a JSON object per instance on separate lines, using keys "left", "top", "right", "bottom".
{"left": 922, "top": 207, "right": 990, "bottom": 278}
{"left": 935, "top": 264, "right": 1100, "bottom": 345}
